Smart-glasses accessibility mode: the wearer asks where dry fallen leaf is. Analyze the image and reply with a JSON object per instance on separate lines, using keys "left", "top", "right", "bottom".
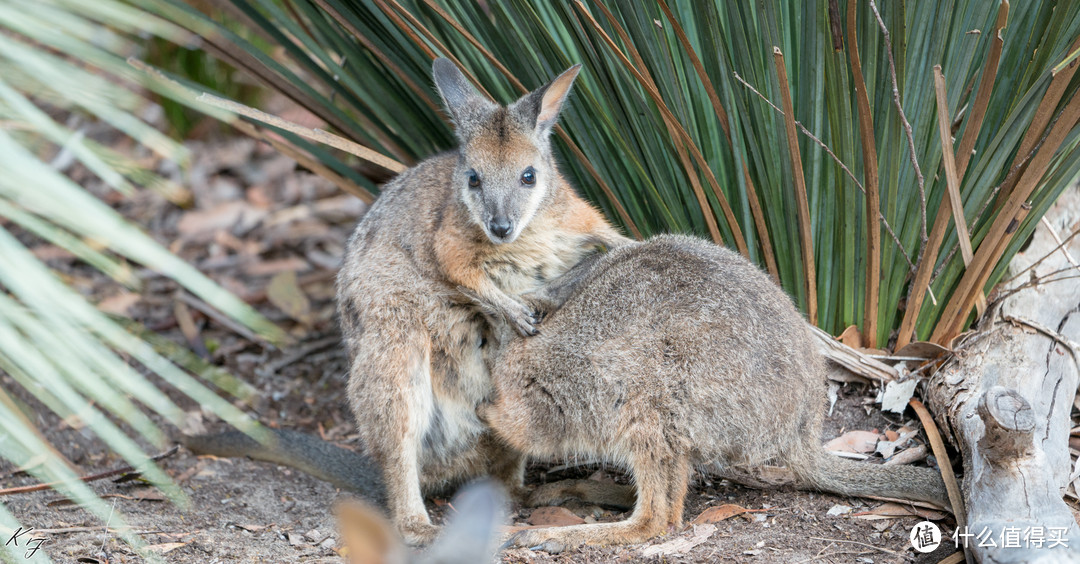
{"left": 884, "top": 444, "right": 928, "bottom": 466}
{"left": 143, "top": 542, "right": 187, "bottom": 554}
{"left": 837, "top": 325, "right": 862, "bottom": 349}
{"left": 640, "top": 524, "right": 716, "bottom": 557}
{"left": 177, "top": 201, "right": 265, "bottom": 241}
{"left": 692, "top": 504, "right": 748, "bottom": 524}
{"left": 823, "top": 430, "right": 883, "bottom": 454}
{"left": 852, "top": 502, "right": 947, "bottom": 521}
{"left": 245, "top": 256, "right": 310, "bottom": 277}
{"left": 97, "top": 292, "right": 140, "bottom": 317}
{"left": 267, "top": 270, "right": 312, "bottom": 324}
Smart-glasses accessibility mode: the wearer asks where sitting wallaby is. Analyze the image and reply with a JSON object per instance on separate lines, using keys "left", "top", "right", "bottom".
{"left": 466, "top": 234, "right": 950, "bottom": 551}
{"left": 185, "top": 57, "right": 628, "bottom": 546}
{"left": 337, "top": 481, "right": 505, "bottom": 564}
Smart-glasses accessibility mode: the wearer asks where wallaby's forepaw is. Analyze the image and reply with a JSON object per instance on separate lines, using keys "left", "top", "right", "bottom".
{"left": 503, "top": 299, "right": 543, "bottom": 337}
{"left": 455, "top": 286, "right": 543, "bottom": 337}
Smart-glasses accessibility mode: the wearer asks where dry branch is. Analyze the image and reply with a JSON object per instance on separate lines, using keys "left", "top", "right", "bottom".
{"left": 925, "top": 187, "right": 1080, "bottom": 563}
{"left": 0, "top": 446, "right": 179, "bottom": 496}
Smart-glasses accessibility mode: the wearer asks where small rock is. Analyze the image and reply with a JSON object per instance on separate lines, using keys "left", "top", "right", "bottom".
{"left": 303, "top": 528, "right": 325, "bottom": 543}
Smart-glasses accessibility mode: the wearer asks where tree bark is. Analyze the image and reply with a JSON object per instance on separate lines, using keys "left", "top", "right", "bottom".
{"left": 926, "top": 186, "right": 1080, "bottom": 563}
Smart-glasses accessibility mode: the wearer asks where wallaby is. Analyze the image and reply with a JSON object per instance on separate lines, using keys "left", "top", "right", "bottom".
{"left": 184, "top": 58, "right": 628, "bottom": 546}
{"left": 465, "top": 234, "right": 950, "bottom": 551}
{"left": 337, "top": 481, "right": 505, "bottom": 564}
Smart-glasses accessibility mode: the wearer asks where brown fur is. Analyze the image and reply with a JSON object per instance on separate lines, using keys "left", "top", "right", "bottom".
{"left": 336, "top": 58, "right": 626, "bottom": 544}
{"left": 473, "top": 235, "right": 949, "bottom": 551}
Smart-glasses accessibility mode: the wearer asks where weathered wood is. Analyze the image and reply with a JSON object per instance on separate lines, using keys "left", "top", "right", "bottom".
{"left": 926, "top": 186, "right": 1080, "bottom": 563}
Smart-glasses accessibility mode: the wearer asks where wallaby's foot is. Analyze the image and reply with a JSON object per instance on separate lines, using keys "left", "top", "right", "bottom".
{"left": 398, "top": 517, "right": 441, "bottom": 547}
{"left": 502, "top": 520, "right": 664, "bottom": 553}
{"left": 527, "top": 479, "right": 636, "bottom": 510}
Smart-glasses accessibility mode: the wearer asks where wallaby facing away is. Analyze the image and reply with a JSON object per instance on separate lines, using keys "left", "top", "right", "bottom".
{"left": 337, "top": 481, "right": 505, "bottom": 564}
{"left": 469, "top": 234, "right": 949, "bottom": 551}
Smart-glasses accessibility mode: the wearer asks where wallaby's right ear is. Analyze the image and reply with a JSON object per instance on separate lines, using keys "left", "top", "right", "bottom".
{"left": 420, "top": 481, "right": 506, "bottom": 564}
{"left": 432, "top": 58, "right": 495, "bottom": 139}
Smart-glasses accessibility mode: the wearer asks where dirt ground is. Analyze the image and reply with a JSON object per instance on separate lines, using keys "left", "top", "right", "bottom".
{"left": 3, "top": 132, "right": 968, "bottom": 563}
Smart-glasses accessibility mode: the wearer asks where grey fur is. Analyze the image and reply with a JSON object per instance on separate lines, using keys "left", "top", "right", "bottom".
{"left": 477, "top": 235, "right": 950, "bottom": 550}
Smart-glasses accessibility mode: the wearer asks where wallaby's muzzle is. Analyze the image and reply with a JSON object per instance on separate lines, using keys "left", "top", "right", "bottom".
{"left": 488, "top": 217, "right": 513, "bottom": 240}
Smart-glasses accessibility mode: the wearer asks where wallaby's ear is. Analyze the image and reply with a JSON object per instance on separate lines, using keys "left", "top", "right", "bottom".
{"left": 511, "top": 63, "right": 582, "bottom": 137}
{"left": 432, "top": 57, "right": 495, "bottom": 137}
{"left": 336, "top": 499, "right": 407, "bottom": 564}
{"left": 419, "top": 481, "right": 506, "bottom": 564}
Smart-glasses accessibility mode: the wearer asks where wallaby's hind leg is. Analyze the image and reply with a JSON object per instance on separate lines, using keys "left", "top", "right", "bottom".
{"left": 346, "top": 326, "right": 439, "bottom": 546}
{"left": 481, "top": 436, "right": 530, "bottom": 503}
{"left": 505, "top": 452, "right": 691, "bottom": 552}
{"left": 527, "top": 479, "right": 636, "bottom": 510}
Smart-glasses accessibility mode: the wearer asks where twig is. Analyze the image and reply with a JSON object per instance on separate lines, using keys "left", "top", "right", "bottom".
{"left": 733, "top": 71, "right": 917, "bottom": 273}
{"left": 255, "top": 336, "right": 340, "bottom": 378}
{"left": 179, "top": 292, "right": 277, "bottom": 349}
{"left": 1040, "top": 216, "right": 1080, "bottom": 272}
{"left": 100, "top": 498, "right": 116, "bottom": 553}
{"left": 995, "top": 272, "right": 1080, "bottom": 303}
{"left": 869, "top": 0, "right": 928, "bottom": 250}
{"left": 13, "top": 526, "right": 163, "bottom": 536}
{"left": 1000, "top": 227, "right": 1080, "bottom": 287}
{"left": 808, "top": 537, "right": 900, "bottom": 556}
{"left": 195, "top": 92, "right": 406, "bottom": 175}
{"left": 0, "top": 446, "right": 179, "bottom": 496}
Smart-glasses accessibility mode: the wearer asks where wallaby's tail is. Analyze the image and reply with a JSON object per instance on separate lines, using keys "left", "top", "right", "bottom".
{"left": 181, "top": 429, "right": 386, "bottom": 507}
{"left": 794, "top": 449, "right": 950, "bottom": 511}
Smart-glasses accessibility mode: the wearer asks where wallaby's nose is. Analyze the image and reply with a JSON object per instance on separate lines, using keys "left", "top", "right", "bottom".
{"left": 488, "top": 217, "right": 513, "bottom": 239}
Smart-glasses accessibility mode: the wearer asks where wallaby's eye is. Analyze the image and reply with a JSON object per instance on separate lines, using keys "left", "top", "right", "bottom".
{"left": 467, "top": 170, "right": 481, "bottom": 189}
{"left": 521, "top": 167, "right": 536, "bottom": 186}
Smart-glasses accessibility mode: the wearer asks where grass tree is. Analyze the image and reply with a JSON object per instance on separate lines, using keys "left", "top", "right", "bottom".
{"left": 152, "top": 0, "right": 1080, "bottom": 350}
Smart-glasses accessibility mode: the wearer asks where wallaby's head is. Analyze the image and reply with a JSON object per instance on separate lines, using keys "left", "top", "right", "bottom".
{"left": 432, "top": 57, "right": 581, "bottom": 244}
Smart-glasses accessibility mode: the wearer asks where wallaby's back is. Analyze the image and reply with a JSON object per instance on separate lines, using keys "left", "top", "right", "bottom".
{"left": 488, "top": 234, "right": 948, "bottom": 550}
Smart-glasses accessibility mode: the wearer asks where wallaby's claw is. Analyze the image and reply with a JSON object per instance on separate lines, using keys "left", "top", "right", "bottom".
{"left": 502, "top": 529, "right": 567, "bottom": 554}
{"left": 505, "top": 301, "right": 542, "bottom": 337}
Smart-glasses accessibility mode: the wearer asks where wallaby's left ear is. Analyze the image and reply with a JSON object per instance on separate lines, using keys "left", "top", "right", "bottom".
{"left": 511, "top": 64, "right": 582, "bottom": 137}
{"left": 335, "top": 499, "right": 407, "bottom": 564}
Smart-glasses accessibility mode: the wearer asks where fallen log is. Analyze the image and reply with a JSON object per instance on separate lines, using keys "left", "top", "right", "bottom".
{"left": 926, "top": 186, "right": 1080, "bottom": 563}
